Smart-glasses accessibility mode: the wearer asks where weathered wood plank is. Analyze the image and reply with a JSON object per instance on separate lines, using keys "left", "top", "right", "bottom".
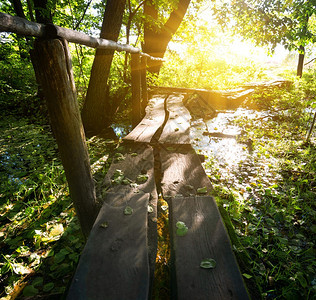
{"left": 169, "top": 196, "right": 250, "bottom": 300}
{"left": 159, "top": 94, "right": 191, "bottom": 144}
{"left": 151, "top": 86, "right": 254, "bottom": 110}
{"left": 67, "top": 193, "right": 150, "bottom": 300}
{"left": 160, "top": 145, "right": 212, "bottom": 198}
{"left": 124, "top": 96, "right": 166, "bottom": 143}
{"left": 160, "top": 145, "right": 249, "bottom": 298}
{"left": 100, "top": 142, "right": 158, "bottom": 294}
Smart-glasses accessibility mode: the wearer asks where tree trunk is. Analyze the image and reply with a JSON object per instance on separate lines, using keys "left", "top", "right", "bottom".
{"left": 81, "top": 0, "right": 126, "bottom": 136}
{"left": 131, "top": 52, "right": 141, "bottom": 127}
{"left": 143, "top": 0, "right": 191, "bottom": 73}
{"left": 33, "top": 38, "right": 97, "bottom": 238}
{"left": 33, "top": 0, "right": 52, "bottom": 24}
{"left": 297, "top": 45, "right": 305, "bottom": 77}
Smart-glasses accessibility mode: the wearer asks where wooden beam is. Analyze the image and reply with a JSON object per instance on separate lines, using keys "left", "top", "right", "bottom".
{"left": 169, "top": 196, "right": 250, "bottom": 300}
{"left": 124, "top": 95, "right": 166, "bottom": 143}
{"left": 158, "top": 94, "right": 191, "bottom": 144}
{"left": 98, "top": 142, "right": 158, "bottom": 297}
{"left": 0, "top": 11, "right": 45, "bottom": 37}
{"left": 33, "top": 38, "right": 97, "bottom": 237}
{"left": 0, "top": 12, "right": 164, "bottom": 61}
{"left": 67, "top": 193, "right": 150, "bottom": 300}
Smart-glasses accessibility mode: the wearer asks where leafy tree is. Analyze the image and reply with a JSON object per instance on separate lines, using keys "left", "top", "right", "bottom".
{"left": 211, "top": 0, "right": 316, "bottom": 76}
{"left": 81, "top": 0, "right": 126, "bottom": 136}
{"left": 142, "top": 0, "right": 192, "bottom": 73}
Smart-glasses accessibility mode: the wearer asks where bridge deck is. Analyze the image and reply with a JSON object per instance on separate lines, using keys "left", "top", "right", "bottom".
{"left": 67, "top": 93, "right": 250, "bottom": 299}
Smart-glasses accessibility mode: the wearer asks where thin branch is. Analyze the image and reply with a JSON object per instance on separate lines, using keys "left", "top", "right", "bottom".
{"left": 74, "top": 0, "right": 93, "bottom": 30}
{"left": 304, "top": 57, "right": 316, "bottom": 66}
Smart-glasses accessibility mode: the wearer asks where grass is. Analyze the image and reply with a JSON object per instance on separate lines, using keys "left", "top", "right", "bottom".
{"left": 0, "top": 115, "right": 116, "bottom": 299}
{"left": 198, "top": 71, "right": 316, "bottom": 299}
{"left": 0, "top": 69, "right": 315, "bottom": 299}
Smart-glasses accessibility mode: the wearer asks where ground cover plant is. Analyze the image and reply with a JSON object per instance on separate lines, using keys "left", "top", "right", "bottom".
{"left": 192, "top": 70, "right": 316, "bottom": 299}
{"left": 0, "top": 115, "right": 117, "bottom": 299}
{"left": 1, "top": 70, "right": 315, "bottom": 299}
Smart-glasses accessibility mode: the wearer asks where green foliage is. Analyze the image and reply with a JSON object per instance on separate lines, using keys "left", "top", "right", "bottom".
{"left": 159, "top": 17, "right": 267, "bottom": 89}
{"left": 211, "top": 0, "right": 316, "bottom": 53}
{"left": 0, "top": 115, "right": 114, "bottom": 299}
{"left": 200, "top": 70, "right": 316, "bottom": 299}
{"left": 0, "top": 38, "right": 47, "bottom": 122}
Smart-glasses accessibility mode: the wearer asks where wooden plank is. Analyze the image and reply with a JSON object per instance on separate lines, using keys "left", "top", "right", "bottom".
{"left": 124, "top": 96, "right": 166, "bottom": 143}
{"left": 159, "top": 94, "right": 191, "bottom": 144}
{"left": 100, "top": 142, "right": 158, "bottom": 293}
{"left": 169, "top": 196, "right": 250, "bottom": 300}
{"left": 160, "top": 146, "right": 249, "bottom": 299}
{"left": 160, "top": 145, "right": 212, "bottom": 198}
{"left": 150, "top": 86, "right": 253, "bottom": 110}
{"left": 67, "top": 192, "right": 150, "bottom": 300}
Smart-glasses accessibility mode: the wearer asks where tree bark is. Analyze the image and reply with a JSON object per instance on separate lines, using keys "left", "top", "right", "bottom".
{"left": 33, "top": 38, "right": 97, "bottom": 238}
{"left": 131, "top": 52, "right": 141, "bottom": 127}
{"left": 81, "top": 0, "right": 126, "bottom": 136}
{"left": 297, "top": 45, "right": 305, "bottom": 77}
{"left": 33, "top": 0, "right": 52, "bottom": 24}
{"left": 143, "top": 0, "right": 191, "bottom": 73}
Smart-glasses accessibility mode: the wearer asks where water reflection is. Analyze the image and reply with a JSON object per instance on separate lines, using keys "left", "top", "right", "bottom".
{"left": 190, "top": 108, "right": 264, "bottom": 167}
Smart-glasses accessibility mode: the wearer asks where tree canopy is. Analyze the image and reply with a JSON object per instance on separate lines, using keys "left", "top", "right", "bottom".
{"left": 212, "top": 0, "right": 316, "bottom": 75}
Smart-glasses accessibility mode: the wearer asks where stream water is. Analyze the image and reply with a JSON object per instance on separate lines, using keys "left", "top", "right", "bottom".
{"left": 190, "top": 108, "right": 264, "bottom": 166}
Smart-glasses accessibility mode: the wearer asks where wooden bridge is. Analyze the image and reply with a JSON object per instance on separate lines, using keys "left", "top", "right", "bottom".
{"left": 66, "top": 93, "right": 249, "bottom": 299}
{"left": 1, "top": 13, "right": 250, "bottom": 299}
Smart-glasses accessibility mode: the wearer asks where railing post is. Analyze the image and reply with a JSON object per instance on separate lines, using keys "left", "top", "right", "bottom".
{"left": 140, "top": 55, "right": 148, "bottom": 116}
{"left": 131, "top": 52, "right": 141, "bottom": 127}
{"left": 33, "top": 38, "right": 97, "bottom": 238}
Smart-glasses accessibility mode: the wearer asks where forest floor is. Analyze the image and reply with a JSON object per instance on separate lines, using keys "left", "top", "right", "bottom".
{"left": 0, "top": 74, "right": 315, "bottom": 299}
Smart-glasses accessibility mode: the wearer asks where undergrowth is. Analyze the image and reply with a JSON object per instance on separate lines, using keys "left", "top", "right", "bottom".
{"left": 198, "top": 71, "right": 316, "bottom": 299}
{"left": 0, "top": 115, "right": 116, "bottom": 299}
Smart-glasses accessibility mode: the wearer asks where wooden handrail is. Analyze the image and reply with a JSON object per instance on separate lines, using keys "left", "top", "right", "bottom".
{"left": 0, "top": 12, "right": 163, "bottom": 61}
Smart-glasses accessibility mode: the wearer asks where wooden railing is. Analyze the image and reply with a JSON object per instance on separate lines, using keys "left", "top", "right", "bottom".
{"left": 0, "top": 12, "right": 163, "bottom": 237}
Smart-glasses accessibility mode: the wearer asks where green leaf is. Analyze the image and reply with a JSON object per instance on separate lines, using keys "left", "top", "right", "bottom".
{"left": 197, "top": 187, "right": 207, "bottom": 194}
{"left": 176, "top": 221, "right": 188, "bottom": 236}
{"left": 23, "top": 285, "right": 39, "bottom": 297}
{"left": 136, "top": 174, "right": 148, "bottom": 183}
{"left": 124, "top": 206, "right": 133, "bottom": 215}
{"left": 176, "top": 221, "right": 187, "bottom": 229}
{"left": 43, "top": 282, "right": 54, "bottom": 292}
{"left": 100, "top": 221, "right": 108, "bottom": 229}
{"left": 295, "top": 272, "right": 307, "bottom": 288}
{"left": 32, "top": 277, "right": 44, "bottom": 287}
{"left": 242, "top": 273, "right": 253, "bottom": 279}
{"left": 122, "top": 178, "right": 132, "bottom": 185}
{"left": 200, "top": 258, "right": 216, "bottom": 269}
